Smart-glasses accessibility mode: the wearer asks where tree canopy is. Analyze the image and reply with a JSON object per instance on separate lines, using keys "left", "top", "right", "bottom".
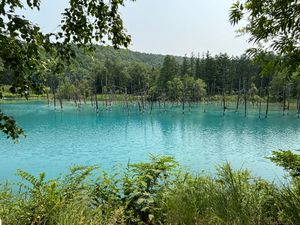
{"left": 229, "top": 0, "right": 300, "bottom": 58}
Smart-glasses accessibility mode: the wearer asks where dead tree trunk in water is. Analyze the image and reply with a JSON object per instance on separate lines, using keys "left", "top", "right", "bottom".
{"left": 138, "top": 101, "right": 142, "bottom": 112}
{"left": 59, "top": 96, "right": 63, "bottom": 110}
{"left": 297, "top": 91, "right": 300, "bottom": 118}
{"left": 78, "top": 97, "right": 82, "bottom": 108}
{"left": 287, "top": 85, "right": 291, "bottom": 115}
{"left": 222, "top": 71, "right": 226, "bottom": 116}
{"left": 243, "top": 78, "right": 247, "bottom": 117}
{"left": 74, "top": 98, "right": 78, "bottom": 108}
{"left": 125, "top": 87, "right": 129, "bottom": 115}
{"left": 46, "top": 91, "right": 50, "bottom": 107}
{"left": 265, "top": 87, "right": 270, "bottom": 118}
{"left": 150, "top": 97, "right": 154, "bottom": 114}
{"left": 53, "top": 90, "right": 57, "bottom": 109}
{"left": 258, "top": 77, "right": 263, "bottom": 118}
{"left": 182, "top": 90, "right": 185, "bottom": 114}
{"left": 282, "top": 86, "right": 286, "bottom": 116}
{"left": 95, "top": 94, "right": 99, "bottom": 113}
{"left": 141, "top": 92, "right": 145, "bottom": 113}
{"left": 236, "top": 77, "right": 241, "bottom": 112}
{"left": 105, "top": 98, "right": 108, "bottom": 110}
{"left": 222, "top": 91, "right": 226, "bottom": 116}
{"left": 109, "top": 90, "right": 112, "bottom": 107}
{"left": 90, "top": 96, "right": 93, "bottom": 106}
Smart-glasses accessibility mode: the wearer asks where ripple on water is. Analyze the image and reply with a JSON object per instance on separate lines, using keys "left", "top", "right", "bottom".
{"left": 0, "top": 102, "right": 299, "bottom": 181}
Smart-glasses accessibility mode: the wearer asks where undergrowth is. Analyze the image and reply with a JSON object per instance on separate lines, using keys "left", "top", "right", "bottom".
{"left": 1, "top": 152, "right": 300, "bottom": 225}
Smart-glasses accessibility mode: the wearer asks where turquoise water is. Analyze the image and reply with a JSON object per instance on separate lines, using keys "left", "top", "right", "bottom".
{"left": 0, "top": 101, "right": 299, "bottom": 182}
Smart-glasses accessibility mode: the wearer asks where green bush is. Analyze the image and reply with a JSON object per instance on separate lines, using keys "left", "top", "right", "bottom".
{"left": 1, "top": 152, "right": 300, "bottom": 225}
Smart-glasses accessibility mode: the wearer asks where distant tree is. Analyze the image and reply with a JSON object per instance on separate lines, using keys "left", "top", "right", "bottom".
{"left": 249, "top": 82, "right": 258, "bottom": 106}
{"left": 167, "top": 77, "right": 183, "bottom": 102}
{"left": 203, "top": 52, "right": 217, "bottom": 95}
{"left": 193, "top": 79, "right": 207, "bottom": 101}
{"left": 159, "top": 56, "right": 179, "bottom": 91}
{"left": 181, "top": 55, "right": 189, "bottom": 76}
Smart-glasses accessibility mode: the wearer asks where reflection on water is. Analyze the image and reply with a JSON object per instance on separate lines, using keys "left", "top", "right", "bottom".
{"left": 0, "top": 101, "right": 299, "bottom": 181}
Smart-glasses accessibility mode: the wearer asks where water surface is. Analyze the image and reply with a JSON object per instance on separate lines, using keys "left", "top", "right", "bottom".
{"left": 1, "top": 101, "right": 299, "bottom": 181}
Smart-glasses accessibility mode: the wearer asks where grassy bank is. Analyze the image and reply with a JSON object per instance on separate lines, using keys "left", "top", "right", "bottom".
{"left": 0, "top": 153, "right": 300, "bottom": 225}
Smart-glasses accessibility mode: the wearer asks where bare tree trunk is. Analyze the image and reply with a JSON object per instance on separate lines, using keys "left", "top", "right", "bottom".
{"left": 125, "top": 87, "right": 129, "bottom": 115}
{"left": 236, "top": 77, "right": 241, "bottom": 112}
{"left": 78, "top": 97, "right": 82, "bottom": 107}
{"left": 244, "top": 79, "right": 247, "bottom": 117}
{"left": 109, "top": 90, "right": 112, "bottom": 107}
{"left": 223, "top": 91, "right": 226, "bottom": 116}
{"left": 59, "top": 96, "right": 63, "bottom": 110}
{"left": 53, "top": 90, "right": 56, "bottom": 109}
{"left": 244, "top": 91, "right": 247, "bottom": 117}
{"left": 46, "top": 91, "right": 50, "bottom": 107}
{"left": 287, "top": 85, "right": 290, "bottom": 115}
{"left": 150, "top": 97, "right": 154, "bottom": 114}
{"left": 141, "top": 93, "right": 145, "bottom": 113}
{"left": 297, "top": 91, "right": 300, "bottom": 118}
{"left": 90, "top": 96, "right": 93, "bottom": 106}
{"left": 138, "top": 101, "right": 142, "bottom": 112}
{"left": 95, "top": 94, "right": 99, "bottom": 113}
{"left": 182, "top": 90, "right": 185, "bottom": 114}
{"left": 258, "top": 77, "right": 263, "bottom": 118}
{"left": 282, "top": 87, "right": 286, "bottom": 116}
{"left": 265, "top": 87, "right": 270, "bottom": 118}
{"left": 74, "top": 98, "right": 77, "bottom": 108}
{"left": 222, "top": 71, "right": 226, "bottom": 116}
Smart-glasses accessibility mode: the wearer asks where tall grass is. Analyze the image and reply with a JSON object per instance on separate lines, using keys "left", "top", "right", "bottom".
{"left": 1, "top": 155, "right": 300, "bottom": 225}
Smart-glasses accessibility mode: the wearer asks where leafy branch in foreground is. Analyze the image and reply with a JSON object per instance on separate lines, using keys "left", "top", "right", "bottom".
{"left": 229, "top": 0, "right": 300, "bottom": 57}
{"left": 0, "top": 110, "right": 23, "bottom": 140}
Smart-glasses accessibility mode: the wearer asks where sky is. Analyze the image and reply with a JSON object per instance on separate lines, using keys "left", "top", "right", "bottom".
{"left": 20, "top": 0, "right": 251, "bottom": 57}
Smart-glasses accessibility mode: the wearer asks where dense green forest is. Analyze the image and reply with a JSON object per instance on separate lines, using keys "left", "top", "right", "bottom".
{"left": 2, "top": 46, "right": 300, "bottom": 117}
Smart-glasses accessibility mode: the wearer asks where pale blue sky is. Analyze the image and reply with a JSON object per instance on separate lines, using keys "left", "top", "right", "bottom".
{"left": 20, "top": 0, "right": 251, "bottom": 56}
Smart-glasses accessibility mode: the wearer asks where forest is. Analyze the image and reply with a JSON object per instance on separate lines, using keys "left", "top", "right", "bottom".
{"left": 2, "top": 46, "right": 299, "bottom": 117}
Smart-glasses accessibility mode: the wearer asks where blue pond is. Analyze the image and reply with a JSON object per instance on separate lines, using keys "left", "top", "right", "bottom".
{"left": 0, "top": 101, "right": 299, "bottom": 182}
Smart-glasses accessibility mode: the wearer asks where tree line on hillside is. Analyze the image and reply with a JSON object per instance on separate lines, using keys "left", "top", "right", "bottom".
{"left": 1, "top": 48, "right": 300, "bottom": 117}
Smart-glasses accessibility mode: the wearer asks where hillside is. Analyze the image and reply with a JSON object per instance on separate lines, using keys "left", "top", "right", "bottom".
{"left": 75, "top": 45, "right": 183, "bottom": 69}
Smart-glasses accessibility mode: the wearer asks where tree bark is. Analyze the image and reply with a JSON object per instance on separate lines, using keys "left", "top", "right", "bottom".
{"left": 46, "top": 91, "right": 50, "bottom": 107}
{"left": 244, "top": 78, "right": 247, "bottom": 117}
{"left": 53, "top": 90, "right": 56, "bottom": 109}
{"left": 258, "top": 77, "right": 263, "bottom": 118}
{"left": 282, "top": 87, "right": 286, "bottom": 116}
{"left": 297, "top": 91, "right": 300, "bottom": 118}
{"left": 95, "top": 94, "right": 99, "bottom": 113}
{"left": 265, "top": 87, "right": 270, "bottom": 118}
{"left": 236, "top": 77, "right": 241, "bottom": 112}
